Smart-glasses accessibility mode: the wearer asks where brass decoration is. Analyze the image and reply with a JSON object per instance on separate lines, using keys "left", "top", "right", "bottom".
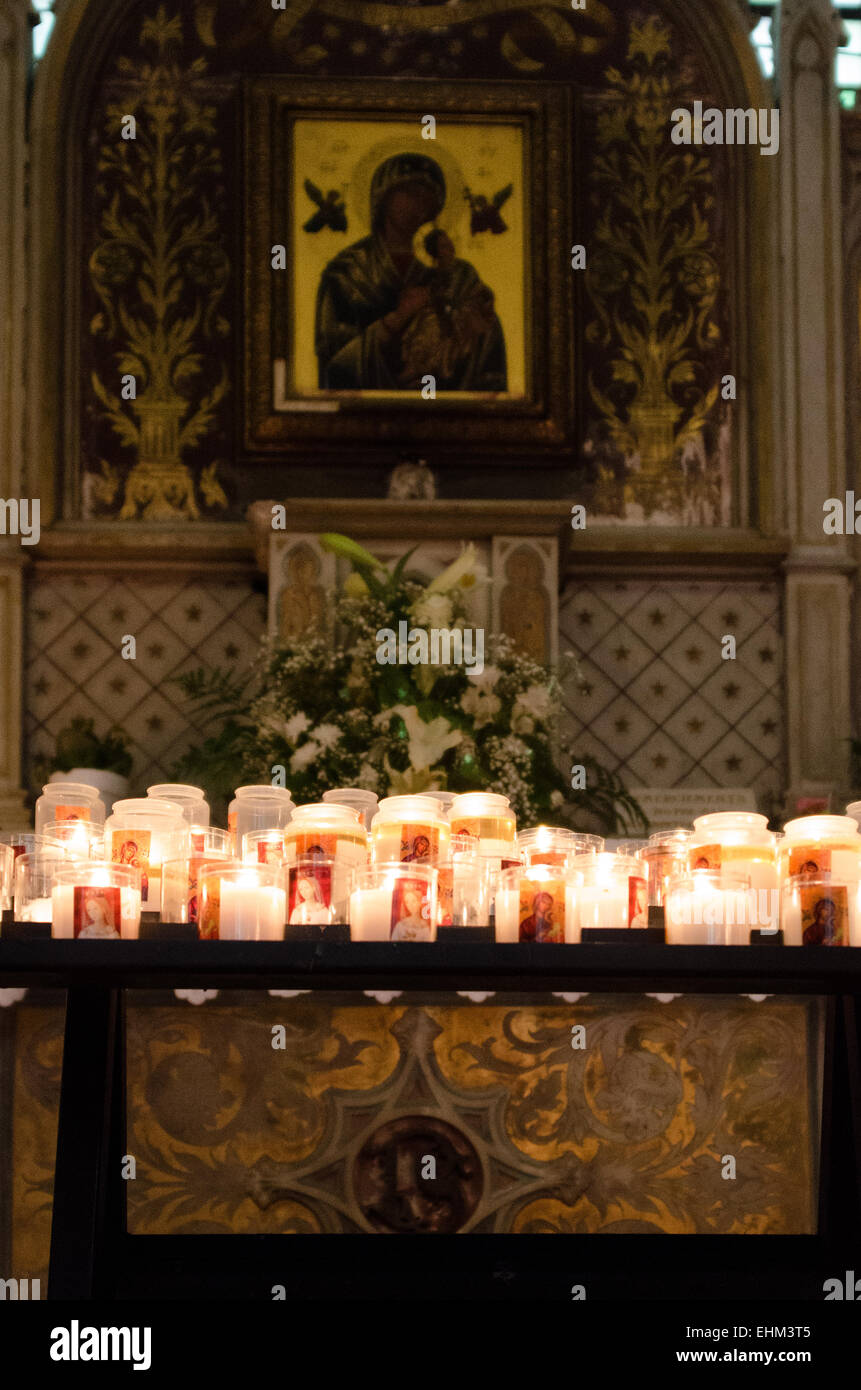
{"left": 88, "top": 6, "right": 230, "bottom": 520}
{"left": 585, "top": 16, "right": 723, "bottom": 520}
{"left": 120, "top": 994, "right": 819, "bottom": 1236}
{"left": 194, "top": 0, "right": 616, "bottom": 71}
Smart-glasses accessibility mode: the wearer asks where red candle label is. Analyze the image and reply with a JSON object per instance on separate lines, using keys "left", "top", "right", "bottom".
{"left": 628, "top": 875, "right": 648, "bottom": 928}
{"left": 800, "top": 883, "right": 847, "bottom": 945}
{"left": 390, "top": 876, "right": 433, "bottom": 940}
{"left": 789, "top": 846, "right": 832, "bottom": 877}
{"left": 73, "top": 885, "right": 122, "bottom": 939}
{"left": 691, "top": 843, "right": 721, "bottom": 870}
{"left": 288, "top": 863, "right": 332, "bottom": 925}
{"left": 257, "top": 838, "right": 285, "bottom": 865}
{"left": 518, "top": 878, "right": 565, "bottom": 942}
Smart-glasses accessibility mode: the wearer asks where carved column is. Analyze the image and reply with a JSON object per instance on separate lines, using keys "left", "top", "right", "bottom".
{"left": 777, "top": 0, "right": 854, "bottom": 801}
{"left": 0, "top": 0, "right": 32, "bottom": 826}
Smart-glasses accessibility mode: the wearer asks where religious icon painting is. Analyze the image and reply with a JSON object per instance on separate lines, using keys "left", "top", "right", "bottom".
{"left": 390, "top": 876, "right": 433, "bottom": 941}
{"left": 74, "top": 886, "right": 122, "bottom": 939}
{"left": 799, "top": 885, "right": 848, "bottom": 946}
{"left": 288, "top": 862, "right": 333, "bottom": 926}
{"left": 518, "top": 879, "right": 565, "bottom": 943}
{"left": 110, "top": 830, "right": 153, "bottom": 906}
{"left": 245, "top": 78, "right": 573, "bottom": 463}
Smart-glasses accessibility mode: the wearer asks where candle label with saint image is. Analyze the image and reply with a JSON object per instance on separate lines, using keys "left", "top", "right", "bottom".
{"left": 111, "top": 829, "right": 156, "bottom": 906}
{"left": 257, "top": 837, "right": 285, "bottom": 865}
{"left": 518, "top": 877, "right": 565, "bottom": 942}
{"left": 451, "top": 816, "right": 514, "bottom": 843}
{"left": 53, "top": 806, "right": 93, "bottom": 838}
{"left": 691, "top": 843, "right": 721, "bottom": 870}
{"left": 437, "top": 864, "right": 453, "bottom": 925}
{"left": 399, "top": 825, "right": 437, "bottom": 862}
{"left": 390, "top": 875, "right": 433, "bottom": 941}
{"left": 288, "top": 863, "right": 332, "bottom": 926}
{"left": 73, "top": 885, "right": 122, "bottom": 939}
{"left": 199, "top": 878, "right": 220, "bottom": 939}
{"left": 790, "top": 846, "right": 831, "bottom": 877}
{"left": 628, "top": 874, "right": 648, "bottom": 928}
{"left": 191, "top": 830, "right": 206, "bottom": 854}
{"left": 800, "top": 883, "right": 848, "bottom": 945}
{"left": 186, "top": 857, "right": 215, "bottom": 927}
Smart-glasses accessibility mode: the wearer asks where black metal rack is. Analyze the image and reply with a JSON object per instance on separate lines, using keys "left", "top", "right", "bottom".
{"left": 2, "top": 938, "right": 860, "bottom": 1301}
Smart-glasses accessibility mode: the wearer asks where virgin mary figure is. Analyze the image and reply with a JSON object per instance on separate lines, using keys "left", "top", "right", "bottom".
{"left": 314, "top": 152, "right": 506, "bottom": 392}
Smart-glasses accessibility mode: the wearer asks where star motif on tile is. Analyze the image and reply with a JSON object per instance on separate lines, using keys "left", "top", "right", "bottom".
{"left": 722, "top": 611, "right": 739, "bottom": 627}
{"left": 614, "top": 717, "right": 630, "bottom": 734}
{"left": 651, "top": 682, "right": 667, "bottom": 698}
{"left": 723, "top": 682, "right": 741, "bottom": 699}
{"left": 33, "top": 608, "right": 49, "bottom": 623}
{"left": 224, "top": 643, "right": 240, "bottom": 661}
{"left": 577, "top": 610, "right": 593, "bottom": 627}
{"left": 761, "top": 718, "right": 777, "bottom": 736}
{"left": 648, "top": 609, "right": 665, "bottom": 626}
{"left": 687, "top": 718, "right": 704, "bottom": 734}
{"left": 33, "top": 676, "right": 49, "bottom": 696}
{"left": 185, "top": 605, "right": 202, "bottom": 622}
{"left": 71, "top": 641, "right": 90, "bottom": 660}
{"left": 109, "top": 676, "right": 127, "bottom": 694}
{"left": 614, "top": 645, "right": 630, "bottom": 662}
{"left": 111, "top": 607, "right": 126, "bottom": 622}
{"left": 758, "top": 647, "right": 774, "bottom": 663}
{"left": 685, "top": 646, "right": 703, "bottom": 663}
{"left": 147, "top": 644, "right": 165, "bottom": 659}
{"left": 652, "top": 753, "right": 668, "bottom": 770}
{"left": 581, "top": 682, "right": 594, "bottom": 697}
{"left": 725, "top": 755, "right": 742, "bottom": 772}
{"left": 146, "top": 716, "right": 163, "bottom": 732}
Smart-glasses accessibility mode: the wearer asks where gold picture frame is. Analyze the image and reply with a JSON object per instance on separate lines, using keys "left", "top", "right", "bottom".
{"left": 244, "top": 77, "right": 573, "bottom": 461}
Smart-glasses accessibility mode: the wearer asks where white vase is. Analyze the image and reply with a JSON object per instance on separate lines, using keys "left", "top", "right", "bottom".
{"left": 49, "top": 767, "right": 130, "bottom": 818}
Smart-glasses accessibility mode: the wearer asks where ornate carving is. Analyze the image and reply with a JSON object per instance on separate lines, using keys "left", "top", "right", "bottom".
{"left": 584, "top": 16, "right": 724, "bottom": 521}
{"left": 87, "top": 6, "right": 230, "bottom": 520}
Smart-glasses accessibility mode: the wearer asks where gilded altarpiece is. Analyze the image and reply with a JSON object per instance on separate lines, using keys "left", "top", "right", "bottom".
{"left": 74, "top": 1, "right": 743, "bottom": 522}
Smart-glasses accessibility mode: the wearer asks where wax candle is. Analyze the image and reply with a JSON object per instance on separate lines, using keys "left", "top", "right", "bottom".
{"left": 349, "top": 863, "right": 437, "bottom": 941}
{"left": 781, "top": 873, "right": 859, "bottom": 946}
{"left": 370, "top": 795, "right": 451, "bottom": 865}
{"left": 51, "top": 862, "right": 142, "bottom": 939}
{"left": 449, "top": 792, "right": 516, "bottom": 860}
{"left": 779, "top": 815, "right": 861, "bottom": 885}
{"left": 104, "top": 798, "right": 188, "bottom": 913}
{"left": 494, "top": 864, "right": 575, "bottom": 942}
{"left": 233, "top": 785, "right": 294, "bottom": 844}
{"left": 573, "top": 852, "right": 645, "bottom": 932}
{"left": 197, "top": 864, "right": 286, "bottom": 940}
{"left": 518, "top": 826, "right": 601, "bottom": 868}
{"left": 689, "top": 813, "right": 777, "bottom": 898}
{"left": 641, "top": 828, "right": 690, "bottom": 906}
{"left": 35, "top": 781, "right": 104, "bottom": 836}
{"left": 664, "top": 871, "right": 751, "bottom": 945}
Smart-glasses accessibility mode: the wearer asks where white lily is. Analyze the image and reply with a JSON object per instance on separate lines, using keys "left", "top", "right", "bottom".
{"left": 389, "top": 703, "right": 463, "bottom": 771}
{"left": 426, "top": 543, "right": 486, "bottom": 594}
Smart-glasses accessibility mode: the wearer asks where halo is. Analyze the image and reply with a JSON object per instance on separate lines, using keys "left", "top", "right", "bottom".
{"left": 349, "top": 132, "right": 468, "bottom": 240}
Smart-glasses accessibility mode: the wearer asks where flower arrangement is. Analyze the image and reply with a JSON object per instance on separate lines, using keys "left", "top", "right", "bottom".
{"left": 173, "top": 534, "right": 642, "bottom": 831}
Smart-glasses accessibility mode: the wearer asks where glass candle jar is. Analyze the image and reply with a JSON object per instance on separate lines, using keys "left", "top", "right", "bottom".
{"left": 780, "top": 815, "right": 861, "bottom": 885}
{"left": 572, "top": 851, "right": 648, "bottom": 932}
{"left": 161, "top": 851, "right": 234, "bottom": 929}
{"left": 425, "top": 790, "right": 456, "bottom": 815}
{"left": 51, "top": 862, "right": 142, "bottom": 940}
{"left": 286, "top": 855, "right": 348, "bottom": 927}
{"left": 13, "top": 851, "right": 69, "bottom": 922}
{"left": 665, "top": 871, "right": 752, "bottom": 945}
{"left": 642, "top": 828, "right": 691, "bottom": 907}
{"left": 322, "top": 788, "right": 379, "bottom": 831}
{"left": 242, "top": 828, "right": 288, "bottom": 865}
{"left": 188, "top": 826, "right": 232, "bottom": 857}
{"left": 370, "top": 795, "right": 451, "bottom": 866}
{"left": 147, "top": 783, "right": 210, "bottom": 826}
{"left": 41, "top": 820, "right": 104, "bottom": 859}
{"left": 781, "top": 873, "right": 859, "bottom": 946}
{"left": 35, "top": 781, "right": 104, "bottom": 836}
{"left": 197, "top": 863, "right": 286, "bottom": 941}
{"left": 104, "top": 798, "right": 189, "bottom": 913}
{"left": 494, "top": 863, "right": 580, "bottom": 943}
{"left": 348, "top": 862, "right": 438, "bottom": 942}
{"left": 689, "top": 812, "right": 778, "bottom": 898}
{"left": 286, "top": 804, "right": 368, "bottom": 914}
{"left": 0, "top": 842, "right": 14, "bottom": 911}
{"left": 449, "top": 792, "right": 516, "bottom": 859}
{"left": 233, "top": 785, "right": 294, "bottom": 844}
{"left": 518, "top": 827, "right": 602, "bottom": 868}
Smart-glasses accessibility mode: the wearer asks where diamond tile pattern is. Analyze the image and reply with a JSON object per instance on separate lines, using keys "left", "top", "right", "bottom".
{"left": 26, "top": 575, "right": 266, "bottom": 790}
{"left": 560, "top": 579, "right": 785, "bottom": 802}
